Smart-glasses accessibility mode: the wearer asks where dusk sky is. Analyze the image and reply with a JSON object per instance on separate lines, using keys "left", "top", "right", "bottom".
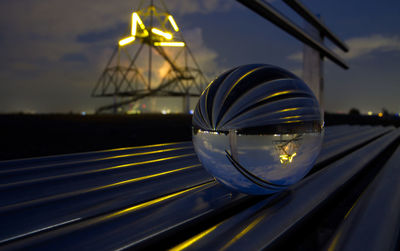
{"left": 0, "top": 0, "right": 399, "bottom": 114}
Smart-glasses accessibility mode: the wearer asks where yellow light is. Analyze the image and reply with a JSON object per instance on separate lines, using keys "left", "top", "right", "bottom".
{"left": 19, "top": 153, "right": 197, "bottom": 184}
{"left": 279, "top": 152, "right": 297, "bottom": 164}
{"left": 261, "top": 90, "right": 293, "bottom": 101}
{"left": 344, "top": 199, "right": 359, "bottom": 219}
{"left": 8, "top": 164, "right": 203, "bottom": 210}
{"left": 104, "top": 153, "right": 195, "bottom": 171}
{"left": 100, "top": 146, "right": 191, "bottom": 160}
{"left": 96, "top": 164, "right": 201, "bottom": 190}
{"left": 367, "top": 111, "right": 373, "bottom": 116}
{"left": 170, "top": 222, "right": 223, "bottom": 251}
{"left": 327, "top": 233, "right": 342, "bottom": 251}
{"left": 289, "top": 152, "right": 297, "bottom": 163}
{"left": 131, "top": 13, "right": 138, "bottom": 36}
{"left": 106, "top": 182, "right": 213, "bottom": 219}
{"left": 102, "top": 142, "right": 181, "bottom": 152}
{"left": 280, "top": 155, "right": 289, "bottom": 160}
{"left": 221, "top": 215, "right": 265, "bottom": 250}
{"left": 284, "top": 120, "right": 302, "bottom": 123}
{"left": 168, "top": 15, "right": 179, "bottom": 31}
{"left": 378, "top": 112, "right": 383, "bottom": 117}
{"left": 151, "top": 28, "right": 173, "bottom": 40}
{"left": 280, "top": 107, "right": 300, "bottom": 113}
{"left": 281, "top": 115, "right": 301, "bottom": 120}
{"left": 119, "top": 36, "right": 136, "bottom": 46}
{"left": 131, "top": 12, "right": 146, "bottom": 36}
{"left": 154, "top": 42, "right": 185, "bottom": 47}
{"left": 226, "top": 67, "right": 261, "bottom": 98}
{"left": 130, "top": 12, "right": 148, "bottom": 37}
{"left": 134, "top": 13, "right": 145, "bottom": 29}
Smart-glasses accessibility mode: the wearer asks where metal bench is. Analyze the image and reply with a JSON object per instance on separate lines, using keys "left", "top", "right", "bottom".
{"left": 0, "top": 125, "right": 399, "bottom": 250}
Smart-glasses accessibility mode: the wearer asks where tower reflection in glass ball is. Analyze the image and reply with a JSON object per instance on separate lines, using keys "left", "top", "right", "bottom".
{"left": 192, "top": 64, "right": 324, "bottom": 195}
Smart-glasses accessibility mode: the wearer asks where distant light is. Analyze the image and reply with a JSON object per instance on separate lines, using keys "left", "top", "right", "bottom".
{"left": 367, "top": 111, "right": 373, "bottom": 116}
{"left": 119, "top": 36, "right": 136, "bottom": 46}
{"left": 131, "top": 13, "right": 138, "bottom": 36}
{"left": 189, "top": 109, "right": 194, "bottom": 115}
{"left": 81, "top": 112, "right": 86, "bottom": 116}
{"left": 142, "top": 104, "right": 146, "bottom": 109}
{"left": 168, "top": 15, "right": 179, "bottom": 31}
{"left": 279, "top": 152, "right": 297, "bottom": 164}
{"left": 119, "top": 11, "right": 182, "bottom": 47}
{"left": 118, "top": 12, "right": 150, "bottom": 47}
{"left": 132, "top": 12, "right": 146, "bottom": 35}
{"left": 127, "top": 109, "right": 141, "bottom": 115}
{"left": 151, "top": 28, "right": 173, "bottom": 40}
{"left": 154, "top": 42, "right": 185, "bottom": 47}
{"left": 378, "top": 112, "right": 383, "bottom": 117}
{"left": 135, "top": 13, "right": 146, "bottom": 30}
{"left": 396, "top": 113, "right": 400, "bottom": 117}
{"left": 22, "top": 110, "right": 37, "bottom": 114}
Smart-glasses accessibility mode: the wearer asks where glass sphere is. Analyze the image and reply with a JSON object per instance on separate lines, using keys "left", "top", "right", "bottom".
{"left": 192, "top": 64, "right": 324, "bottom": 195}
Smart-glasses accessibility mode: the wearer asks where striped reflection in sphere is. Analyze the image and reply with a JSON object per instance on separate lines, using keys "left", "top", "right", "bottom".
{"left": 192, "top": 64, "right": 324, "bottom": 195}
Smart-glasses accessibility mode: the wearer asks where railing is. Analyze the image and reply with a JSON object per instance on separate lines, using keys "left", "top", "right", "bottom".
{"left": 237, "top": 0, "right": 348, "bottom": 69}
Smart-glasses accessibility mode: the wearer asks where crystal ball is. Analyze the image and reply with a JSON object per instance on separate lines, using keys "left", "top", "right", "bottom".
{"left": 192, "top": 64, "right": 324, "bottom": 195}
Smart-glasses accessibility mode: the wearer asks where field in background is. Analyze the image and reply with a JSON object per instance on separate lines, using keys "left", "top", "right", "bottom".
{"left": 0, "top": 113, "right": 399, "bottom": 161}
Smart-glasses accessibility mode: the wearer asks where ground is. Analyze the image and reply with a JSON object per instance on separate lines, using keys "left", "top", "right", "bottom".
{"left": 0, "top": 113, "right": 398, "bottom": 161}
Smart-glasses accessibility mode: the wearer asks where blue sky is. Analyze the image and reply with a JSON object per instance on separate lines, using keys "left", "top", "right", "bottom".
{"left": 0, "top": 0, "right": 399, "bottom": 114}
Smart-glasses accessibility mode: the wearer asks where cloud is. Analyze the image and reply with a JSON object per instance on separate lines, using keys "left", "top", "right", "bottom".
{"left": 287, "top": 34, "right": 400, "bottom": 62}
{"left": 183, "top": 28, "right": 219, "bottom": 76}
{"left": 287, "top": 52, "right": 302, "bottom": 62}
{"left": 338, "top": 34, "right": 400, "bottom": 59}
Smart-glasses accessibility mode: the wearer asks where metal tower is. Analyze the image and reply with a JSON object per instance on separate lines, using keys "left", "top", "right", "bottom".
{"left": 92, "top": 0, "right": 208, "bottom": 114}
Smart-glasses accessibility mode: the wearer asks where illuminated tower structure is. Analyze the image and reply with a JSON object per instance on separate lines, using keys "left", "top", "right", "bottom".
{"left": 92, "top": 0, "right": 208, "bottom": 114}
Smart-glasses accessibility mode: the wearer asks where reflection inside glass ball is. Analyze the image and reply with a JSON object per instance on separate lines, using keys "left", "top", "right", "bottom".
{"left": 193, "top": 129, "right": 323, "bottom": 195}
{"left": 192, "top": 64, "right": 324, "bottom": 195}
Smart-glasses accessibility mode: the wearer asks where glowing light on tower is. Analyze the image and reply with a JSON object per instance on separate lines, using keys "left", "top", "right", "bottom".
{"left": 119, "top": 36, "right": 136, "bottom": 46}
{"left": 151, "top": 28, "right": 173, "bottom": 40}
{"left": 132, "top": 12, "right": 146, "bottom": 33}
{"left": 118, "top": 10, "right": 184, "bottom": 47}
{"left": 168, "top": 15, "right": 179, "bottom": 31}
{"left": 154, "top": 42, "right": 185, "bottom": 47}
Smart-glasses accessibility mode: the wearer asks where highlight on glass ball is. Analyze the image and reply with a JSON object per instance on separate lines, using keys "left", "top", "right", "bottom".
{"left": 192, "top": 64, "right": 324, "bottom": 195}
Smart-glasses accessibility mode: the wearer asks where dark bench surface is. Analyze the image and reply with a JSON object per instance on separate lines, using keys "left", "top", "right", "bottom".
{"left": 0, "top": 125, "right": 399, "bottom": 250}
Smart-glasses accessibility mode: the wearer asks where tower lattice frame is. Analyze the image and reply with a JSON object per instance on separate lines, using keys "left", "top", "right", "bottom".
{"left": 92, "top": 0, "right": 208, "bottom": 113}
